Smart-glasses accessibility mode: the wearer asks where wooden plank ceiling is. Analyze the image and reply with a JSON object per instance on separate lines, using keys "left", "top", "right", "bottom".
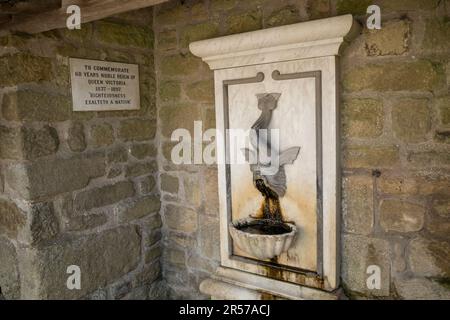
{"left": 0, "top": 0, "right": 167, "bottom": 35}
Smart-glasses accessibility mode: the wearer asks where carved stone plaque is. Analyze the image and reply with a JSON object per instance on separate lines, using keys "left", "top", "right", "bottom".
{"left": 69, "top": 58, "right": 140, "bottom": 111}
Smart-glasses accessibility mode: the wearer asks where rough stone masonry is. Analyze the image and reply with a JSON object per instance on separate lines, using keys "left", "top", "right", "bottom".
{"left": 0, "top": 0, "right": 449, "bottom": 300}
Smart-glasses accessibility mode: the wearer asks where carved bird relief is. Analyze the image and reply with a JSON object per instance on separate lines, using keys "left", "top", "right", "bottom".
{"left": 242, "top": 93, "right": 301, "bottom": 221}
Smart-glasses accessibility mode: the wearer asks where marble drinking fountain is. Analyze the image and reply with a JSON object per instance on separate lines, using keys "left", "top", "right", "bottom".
{"left": 190, "top": 15, "right": 360, "bottom": 300}
{"left": 229, "top": 92, "right": 300, "bottom": 261}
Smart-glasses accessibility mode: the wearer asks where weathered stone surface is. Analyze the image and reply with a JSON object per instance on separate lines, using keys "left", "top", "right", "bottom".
{"left": 198, "top": 215, "right": 220, "bottom": 261}
{"left": 378, "top": 176, "right": 417, "bottom": 195}
{"left": 204, "top": 168, "right": 219, "bottom": 215}
{"left": 107, "top": 166, "right": 122, "bottom": 179}
{"left": 162, "top": 140, "right": 178, "bottom": 162}
{"left": 160, "top": 104, "right": 202, "bottom": 137}
{"left": 180, "top": 22, "right": 219, "bottom": 48}
{"left": 437, "top": 97, "right": 450, "bottom": 126}
{"left": 165, "top": 204, "right": 197, "bottom": 233}
{"left": 343, "top": 145, "right": 399, "bottom": 168}
{"left": 87, "top": 288, "right": 108, "bottom": 300}
{"left": 54, "top": 62, "right": 70, "bottom": 89}
{"left": 134, "top": 261, "right": 161, "bottom": 288}
{"left": 226, "top": 10, "right": 262, "bottom": 34}
{"left": 342, "top": 99, "right": 383, "bottom": 138}
{"left": 393, "top": 242, "right": 407, "bottom": 273}
{"left": 165, "top": 247, "right": 186, "bottom": 266}
{"left": 145, "top": 245, "right": 162, "bottom": 264}
{"left": 68, "top": 122, "right": 87, "bottom": 152}
{"left": 416, "top": 176, "right": 450, "bottom": 196}
{"left": 2, "top": 90, "right": 71, "bottom": 122}
{"left": 65, "top": 213, "right": 108, "bottom": 232}
{"left": 119, "top": 119, "right": 156, "bottom": 142}
{"left": 308, "top": 0, "right": 331, "bottom": 19}
{"left": 145, "top": 230, "right": 162, "bottom": 248}
{"left": 434, "top": 129, "right": 450, "bottom": 143}
{"left": 0, "top": 199, "right": 25, "bottom": 238}
{"left": 211, "top": 0, "right": 238, "bottom": 11}
{"left": 0, "top": 170, "right": 4, "bottom": 194}
{"left": 185, "top": 80, "right": 214, "bottom": 103}
{"left": 112, "top": 7, "right": 153, "bottom": 25}
{"left": 432, "top": 198, "right": 450, "bottom": 218}
{"left": 110, "top": 281, "right": 131, "bottom": 300}
{"left": 143, "top": 213, "right": 163, "bottom": 231}
{"left": 342, "top": 234, "right": 390, "bottom": 296}
{"left": 0, "top": 238, "right": 20, "bottom": 299}
{"left": 160, "top": 80, "right": 181, "bottom": 102}
{"left": 156, "top": 4, "right": 189, "bottom": 26}
{"left": 125, "top": 161, "right": 157, "bottom": 178}
{"left": 392, "top": 99, "right": 431, "bottom": 143}
{"left": 365, "top": 19, "right": 410, "bottom": 56}
{"left": 190, "top": 2, "right": 208, "bottom": 19}
{"left": 161, "top": 174, "right": 179, "bottom": 194}
{"left": 129, "top": 143, "right": 154, "bottom": 160}
{"left": 167, "top": 231, "right": 196, "bottom": 248}
{"left": 74, "top": 181, "right": 135, "bottom": 211}
{"left": 160, "top": 53, "right": 203, "bottom": 77}
{"left": 184, "top": 175, "right": 202, "bottom": 207}
{"left": 344, "top": 61, "right": 444, "bottom": 92}
{"left": 380, "top": 200, "right": 425, "bottom": 233}
{"left": 342, "top": 176, "right": 373, "bottom": 235}
{"left": 266, "top": 6, "right": 300, "bottom": 27}
{"left": 139, "top": 175, "right": 156, "bottom": 194}
{"left": 19, "top": 226, "right": 141, "bottom": 299}
{"left": 59, "top": 23, "right": 93, "bottom": 43}
{"left": 90, "top": 123, "right": 114, "bottom": 147}
{"left": 119, "top": 196, "right": 161, "bottom": 222}
{"left": 157, "top": 29, "right": 177, "bottom": 51}
{"left": 408, "top": 237, "right": 450, "bottom": 277}
{"left": 107, "top": 146, "right": 128, "bottom": 163}
{"left": 0, "top": 53, "right": 52, "bottom": 86}
{"left": 95, "top": 21, "right": 153, "bottom": 49}
{"left": 427, "top": 217, "right": 450, "bottom": 239}
{"left": 28, "top": 202, "right": 59, "bottom": 245}
{"left": 0, "top": 125, "right": 22, "bottom": 160}
{"left": 0, "top": 125, "right": 59, "bottom": 160}
{"left": 422, "top": 18, "right": 450, "bottom": 52}
{"left": 337, "top": 0, "right": 371, "bottom": 15}
{"left": 22, "top": 126, "right": 59, "bottom": 160}
{"left": 5, "top": 154, "right": 106, "bottom": 200}
{"left": 407, "top": 151, "right": 450, "bottom": 167}
{"left": 0, "top": 33, "right": 30, "bottom": 48}
{"left": 377, "top": 0, "right": 439, "bottom": 11}
{"left": 187, "top": 253, "right": 217, "bottom": 273}
{"left": 395, "top": 278, "right": 450, "bottom": 300}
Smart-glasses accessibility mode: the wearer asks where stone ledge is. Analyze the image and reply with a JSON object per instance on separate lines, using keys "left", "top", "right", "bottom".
{"left": 200, "top": 267, "right": 345, "bottom": 300}
{"left": 190, "top": 15, "right": 360, "bottom": 69}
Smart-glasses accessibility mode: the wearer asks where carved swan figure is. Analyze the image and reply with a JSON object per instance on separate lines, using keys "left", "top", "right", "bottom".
{"left": 242, "top": 93, "right": 300, "bottom": 221}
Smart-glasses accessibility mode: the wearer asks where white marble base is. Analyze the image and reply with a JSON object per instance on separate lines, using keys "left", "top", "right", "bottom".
{"left": 200, "top": 267, "right": 346, "bottom": 300}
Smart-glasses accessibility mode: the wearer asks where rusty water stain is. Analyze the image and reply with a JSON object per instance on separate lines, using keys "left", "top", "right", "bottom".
{"left": 260, "top": 292, "right": 279, "bottom": 300}
{"left": 254, "top": 258, "right": 325, "bottom": 289}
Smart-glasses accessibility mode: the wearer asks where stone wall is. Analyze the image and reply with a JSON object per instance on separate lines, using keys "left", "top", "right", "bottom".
{"left": 0, "top": 8, "right": 164, "bottom": 299}
{"left": 153, "top": 0, "right": 450, "bottom": 299}
{"left": 0, "top": 0, "right": 448, "bottom": 300}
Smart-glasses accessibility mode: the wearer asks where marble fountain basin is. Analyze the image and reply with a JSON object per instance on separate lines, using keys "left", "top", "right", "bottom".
{"left": 229, "top": 217, "right": 297, "bottom": 260}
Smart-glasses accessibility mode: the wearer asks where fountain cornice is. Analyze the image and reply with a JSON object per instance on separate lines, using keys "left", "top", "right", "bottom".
{"left": 190, "top": 14, "right": 361, "bottom": 70}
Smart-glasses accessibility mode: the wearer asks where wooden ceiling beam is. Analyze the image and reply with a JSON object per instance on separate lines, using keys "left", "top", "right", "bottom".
{"left": 0, "top": 0, "right": 167, "bottom": 36}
